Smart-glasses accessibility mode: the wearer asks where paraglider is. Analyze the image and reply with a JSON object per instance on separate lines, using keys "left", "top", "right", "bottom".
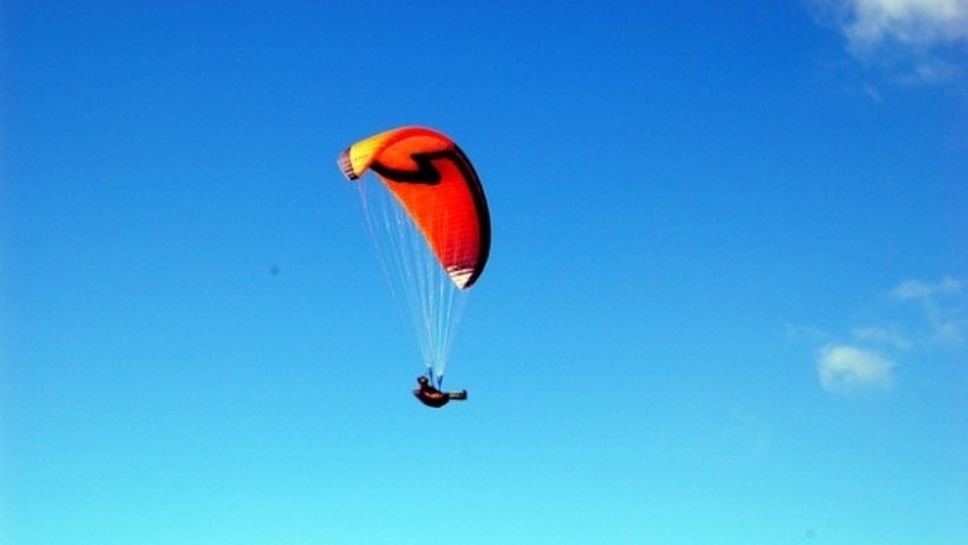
{"left": 338, "top": 126, "right": 490, "bottom": 407}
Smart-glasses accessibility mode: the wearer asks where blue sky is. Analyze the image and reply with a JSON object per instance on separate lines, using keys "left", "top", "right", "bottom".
{"left": 2, "top": 1, "right": 967, "bottom": 544}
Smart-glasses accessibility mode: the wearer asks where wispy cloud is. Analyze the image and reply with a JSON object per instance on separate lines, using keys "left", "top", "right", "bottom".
{"left": 892, "top": 276, "right": 962, "bottom": 300}
{"left": 892, "top": 276, "right": 967, "bottom": 344}
{"left": 785, "top": 323, "right": 835, "bottom": 344}
{"left": 722, "top": 405, "right": 772, "bottom": 455}
{"left": 812, "top": 0, "right": 968, "bottom": 85}
{"left": 796, "top": 275, "right": 965, "bottom": 394}
{"left": 818, "top": 343, "right": 895, "bottom": 392}
{"left": 853, "top": 325, "right": 913, "bottom": 350}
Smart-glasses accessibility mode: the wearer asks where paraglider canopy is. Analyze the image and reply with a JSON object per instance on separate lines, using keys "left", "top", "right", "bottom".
{"left": 339, "top": 126, "right": 491, "bottom": 289}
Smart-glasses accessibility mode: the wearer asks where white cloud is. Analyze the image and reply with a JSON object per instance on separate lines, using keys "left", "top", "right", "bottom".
{"left": 840, "top": 0, "right": 968, "bottom": 49}
{"left": 814, "top": 0, "right": 968, "bottom": 84}
{"left": 799, "top": 275, "right": 965, "bottom": 394}
{"left": 818, "top": 344, "right": 895, "bottom": 392}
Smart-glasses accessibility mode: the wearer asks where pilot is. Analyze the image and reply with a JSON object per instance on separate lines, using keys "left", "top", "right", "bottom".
{"left": 413, "top": 376, "right": 467, "bottom": 408}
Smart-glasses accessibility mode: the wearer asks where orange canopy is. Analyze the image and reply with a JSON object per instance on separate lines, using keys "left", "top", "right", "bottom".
{"left": 339, "top": 127, "right": 491, "bottom": 289}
